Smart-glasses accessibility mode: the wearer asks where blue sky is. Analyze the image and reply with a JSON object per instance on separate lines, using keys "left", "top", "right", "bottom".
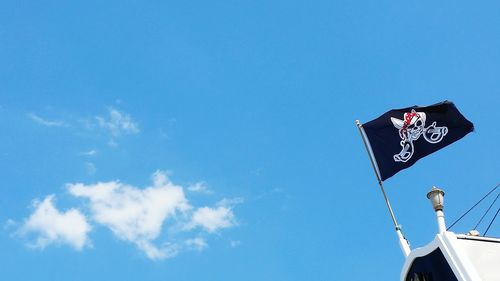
{"left": 1, "top": 1, "right": 499, "bottom": 280}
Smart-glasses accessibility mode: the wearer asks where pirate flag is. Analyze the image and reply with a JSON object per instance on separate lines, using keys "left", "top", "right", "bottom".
{"left": 362, "top": 100, "right": 474, "bottom": 181}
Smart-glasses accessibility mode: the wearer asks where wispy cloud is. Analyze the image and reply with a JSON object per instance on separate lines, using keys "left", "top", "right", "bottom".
{"left": 26, "top": 107, "right": 140, "bottom": 147}
{"left": 157, "top": 118, "right": 177, "bottom": 140}
{"left": 96, "top": 108, "right": 139, "bottom": 137}
{"left": 28, "top": 113, "right": 66, "bottom": 127}
{"left": 80, "top": 150, "right": 97, "bottom": 156}
{"left": 4, "top": 219, "right": 17, "bottom": 230}
{"left": 185, "top": 237, "right": 208, "bottom": 251}
{"left": 85, "top": 162, "right": 96, "bottom": 175}
{"left": 230, "top": 240, "right": 241, "bottom": 248}
{"left": 187, "top": 182, "right": 212, "bottom": 194}
{"left": 217, "top": 197, "right": 244, "bottom": 207}
{"left": 19, "top": 195, "right": 91, "bottom": 250}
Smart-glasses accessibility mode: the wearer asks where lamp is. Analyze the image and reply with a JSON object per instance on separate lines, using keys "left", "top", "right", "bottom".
{"left": 427, "top": 186, "right": 445, "bottom": 211}
{"left": 427, "top": 186, "right": 446, "bottom": 233}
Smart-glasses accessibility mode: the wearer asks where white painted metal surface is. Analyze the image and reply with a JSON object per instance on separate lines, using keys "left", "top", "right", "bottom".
{"left": 436, "top": 210, "right": 447, "bottom": 234}
{"left": 397, "top": 229, "right": 411, "bottom": 257}
{"left": 454, "top": 235, "right": 500, "bottom": 281}
{"left": 400, "top": 231, "right": 500, "bottom": 281}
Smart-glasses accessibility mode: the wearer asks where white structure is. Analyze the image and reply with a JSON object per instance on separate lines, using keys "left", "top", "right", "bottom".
{"left": 400, "top": 187, "right": 500, "bottom": 281}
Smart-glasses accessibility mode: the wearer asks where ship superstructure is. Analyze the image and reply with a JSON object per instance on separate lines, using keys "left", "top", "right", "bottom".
{"left": 401, "top": 187, "right": 500, "bottom": 281}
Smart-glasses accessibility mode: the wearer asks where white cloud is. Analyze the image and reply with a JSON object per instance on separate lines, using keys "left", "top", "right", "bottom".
{"left": 16, "top": 171, "right": 241, "bottom": 260}
{"left": 28, "top": 113, "right": 66, "bottom": 127}
{"left": 187, "top": 206, "right": 235, "bottom": 233}
{"left": 185, "top": 237, "right": 208, "bottom": 251}
{"left": 187, "top": 182, "right": 212, "bottom": 194}
{"left": 96, "top": 108, "right": 139, "bottom": 137}
{"left": 20, "top": 195, "right": 91, "bottom": 250}
{"left": 67, "top": 171, "right": 190, "bottom": 260}
{"left": 80, "top": 149, "right": 97, "bottom": 156}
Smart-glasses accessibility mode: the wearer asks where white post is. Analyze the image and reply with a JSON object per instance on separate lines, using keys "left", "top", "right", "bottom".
{"left": 436, "top": 210, "right": 447, "bottom": 234}
{"left": 396, "top": 228, "right": 411, "bottom": 257}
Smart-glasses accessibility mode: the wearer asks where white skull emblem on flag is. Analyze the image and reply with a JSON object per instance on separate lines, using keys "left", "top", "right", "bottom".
{"left": 390, "top": 110, "right": 448, "bottom": 163}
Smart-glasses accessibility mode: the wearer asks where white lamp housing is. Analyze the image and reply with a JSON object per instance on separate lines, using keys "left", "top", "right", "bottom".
{"left": 427, "top": 187, "right": 445, "bottom": 211}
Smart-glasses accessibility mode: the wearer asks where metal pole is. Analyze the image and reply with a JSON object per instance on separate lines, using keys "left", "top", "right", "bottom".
{"left": 355, "top": 120, "right": 411, "bottom": 256}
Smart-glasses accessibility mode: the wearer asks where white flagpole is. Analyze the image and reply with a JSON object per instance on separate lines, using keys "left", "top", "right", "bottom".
{"left": 355, "top": 120, "right": 411, "bottom": 257}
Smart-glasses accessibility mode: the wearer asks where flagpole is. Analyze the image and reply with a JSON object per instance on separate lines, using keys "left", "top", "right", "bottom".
{"left": 355, "top": 120, "right": 411, "bottom": 257}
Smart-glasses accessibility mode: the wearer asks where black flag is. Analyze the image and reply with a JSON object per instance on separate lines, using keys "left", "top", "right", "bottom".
{"left": 363, "top": 101, "right": 474, "bottom": 181}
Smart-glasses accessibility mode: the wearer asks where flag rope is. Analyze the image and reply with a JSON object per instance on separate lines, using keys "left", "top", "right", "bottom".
{"left": 483, "top": 208, "right": 499, "bottom": 237}
{"left": 447, "top": 183, "right": 499, "bottom": 231}
{"left": 474, "top": 193, "right": 499, "bottom": 231}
